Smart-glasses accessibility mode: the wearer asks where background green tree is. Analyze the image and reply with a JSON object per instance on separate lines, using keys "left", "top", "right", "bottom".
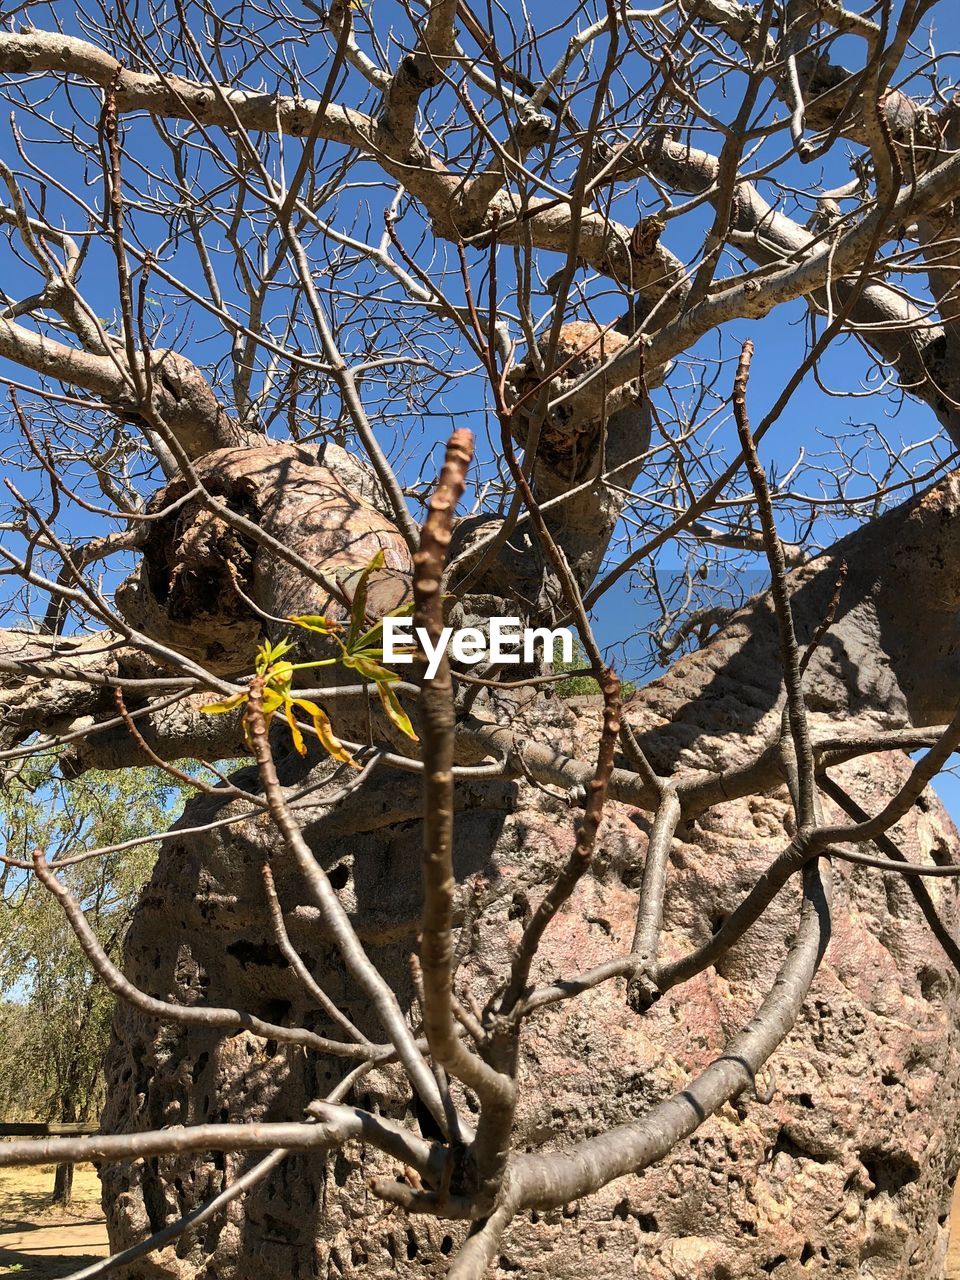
{"left": 0, "top": 761, "right": 201, "bottom": 1200}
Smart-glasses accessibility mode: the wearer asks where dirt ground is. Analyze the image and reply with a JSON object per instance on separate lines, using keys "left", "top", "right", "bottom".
{"left": 1, "top": 1164, "right": 959, "bottom": 1276}
{"left": 0, "top": 1165, "right": 108, "bottom": 1278}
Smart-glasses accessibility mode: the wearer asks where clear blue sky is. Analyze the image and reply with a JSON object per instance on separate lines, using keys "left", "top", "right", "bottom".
{"left": 1, "top": 1, "right": 959, "bottom": 807}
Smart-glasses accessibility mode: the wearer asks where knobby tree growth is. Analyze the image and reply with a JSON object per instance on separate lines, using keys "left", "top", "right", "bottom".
{"left": 1, "top": 1, "right": 960, "bottom": 1276}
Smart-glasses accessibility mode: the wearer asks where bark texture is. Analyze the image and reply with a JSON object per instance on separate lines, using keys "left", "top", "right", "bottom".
{"left": 117, "top": 443, "right": 411, "bottom": 676}
{"left": 99, "top": 466, "right": 960, "bottom": 1278}
{"left": 100, "top": 707, "right": 960, "bottom": 1278}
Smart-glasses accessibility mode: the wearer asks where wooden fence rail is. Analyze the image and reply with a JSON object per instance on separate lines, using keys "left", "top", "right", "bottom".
{"left": 0, "top": 1123, "right": 101, "bottom": 1203}
{"left": 0, "top": 1123, "right": 99, "bottom": 1137}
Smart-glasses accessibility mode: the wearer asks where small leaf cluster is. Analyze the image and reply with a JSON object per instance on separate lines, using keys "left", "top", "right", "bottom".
{"left": 202, "top": 551, "right": 417, "bottom": 765}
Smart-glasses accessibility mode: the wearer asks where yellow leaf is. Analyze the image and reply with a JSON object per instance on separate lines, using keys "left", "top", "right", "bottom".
{"left": 377, "top": 681, "right": 418, "bottom": 741}
{"left": 200, "top": 692, "right": 247, "bottom": 714}
{"left": 290, "top": 613, "right": 341, "bottom": 635}
{"left": 346, "top": 550, "right": 387, "bottom": 648}
{"left": 261, "top": 688, "right": 285, "bottom": 714}
{"left": 284, "top": 699, "right": 308, "bottom": 756}
{"left": 295, "top": 697, "right": 358, "bottom": 768}
{"left": 343, "top": 652, "right": 399, "bottom": 683}
{"left": 355, "top": 599, "right": 415, "bottom": 652}
{"left": 256, "top": 636, "right": 295, "bottom": 675}
{"left": 266, "top": 661, "right": 294, "bottom": 696}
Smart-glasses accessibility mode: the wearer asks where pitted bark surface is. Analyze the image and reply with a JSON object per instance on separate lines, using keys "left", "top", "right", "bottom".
{"left": 117, "top": 444, "right": 412, "bottom": 675}
{"left": 99, "top": 463, "right": 960, "bottom": 1278}
{"left": 101, "top": 696, "right": 960, "bottom": 1278}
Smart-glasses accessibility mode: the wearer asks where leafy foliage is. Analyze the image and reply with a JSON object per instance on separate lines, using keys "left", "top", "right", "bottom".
{"left": 0, "top": 759, "right": 196, "bottom": 1123}
{"left": 554, "top": 640, "right": 637, "bottom": 700}
{"left": 203, "top": 552, "right": 417, "bottom": 760}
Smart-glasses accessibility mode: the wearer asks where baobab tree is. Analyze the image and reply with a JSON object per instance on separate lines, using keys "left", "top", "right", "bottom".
{"left": 2, "top": 1, "right": 960, "bottom": 1276}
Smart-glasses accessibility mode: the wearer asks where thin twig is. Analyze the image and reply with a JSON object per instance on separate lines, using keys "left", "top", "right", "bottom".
{"left": 32, "top": 851, "right": 368, "bottom": 1059}
{"left": 731, "top": 341, "right": 817, "bottom": 828}
{"left": 245, "top": 681, "right": 449, "bottom": 1134}
{"left": 626, "top": 786, "right": 681, "bottom": 1010}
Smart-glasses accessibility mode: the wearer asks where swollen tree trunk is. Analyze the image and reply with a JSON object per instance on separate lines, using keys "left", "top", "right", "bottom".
{"left": 98, "top": 451, "right": 960, "bottom": 1278}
